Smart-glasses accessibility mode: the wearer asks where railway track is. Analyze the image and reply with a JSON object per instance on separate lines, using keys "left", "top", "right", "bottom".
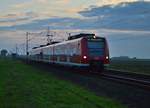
{"left": 25, "top": 59, "right": 150, "bottom": 90}
{"left": 23, "top": 59, "right": 150, "bottom": 90}
{"left": 105, "top": 69, "right": 150, "bottom": 81}
{"left": 101, "top": 72, "right": 150, "bottom": 90}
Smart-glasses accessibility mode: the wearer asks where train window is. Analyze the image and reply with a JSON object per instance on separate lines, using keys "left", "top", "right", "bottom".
{"left": 88, "top": 40, "right": 105, "bottom": 56}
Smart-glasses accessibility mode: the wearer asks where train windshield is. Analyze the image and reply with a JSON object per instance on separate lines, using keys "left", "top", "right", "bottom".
{"left": 88, "top": 39, "right": 105, "bottom": 56}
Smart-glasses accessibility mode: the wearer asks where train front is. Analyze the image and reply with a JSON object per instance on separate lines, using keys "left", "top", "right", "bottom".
{"left": 81, "top": 35, "right": 109, "bottom": 72}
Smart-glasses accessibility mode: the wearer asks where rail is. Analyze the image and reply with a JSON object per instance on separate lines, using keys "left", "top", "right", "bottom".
{"left": 101, "top": 72, "right": 150, "bottom": 90}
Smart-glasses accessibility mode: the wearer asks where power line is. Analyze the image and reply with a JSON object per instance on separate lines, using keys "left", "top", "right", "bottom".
{"left": 25, "top": 31, "right": 45, "bottom": 55}
{"left": 108, "top": 35, "right": 150, "bottom": 42}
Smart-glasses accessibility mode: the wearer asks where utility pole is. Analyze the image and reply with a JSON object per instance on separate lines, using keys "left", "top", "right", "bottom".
{"left": 26, "top": 32, "right": 29, "bottom": 56}
{"left": 15, "top": 44, "right": 18, "bottom": 55}
{"left": 47, "top": 27, "right": 53, "bottom": 44}
{"left": 25, "top": 31, "right": 43, "bottom": 56}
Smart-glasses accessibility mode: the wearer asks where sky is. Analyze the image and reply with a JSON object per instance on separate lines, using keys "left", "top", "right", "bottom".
{"left": 0, "top": 0, "right": 150, "bottom": 58}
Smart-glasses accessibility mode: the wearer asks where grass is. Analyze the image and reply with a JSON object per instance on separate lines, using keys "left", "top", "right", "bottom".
{"left": 0, "top": 58, "right": 125, "bottom": 108}
{"left": 108, "top": 60, "right": 150, "bottom": 75}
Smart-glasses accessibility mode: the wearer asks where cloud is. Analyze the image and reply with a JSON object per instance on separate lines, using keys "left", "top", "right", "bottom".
{"left": 96, "top": 0, "right": 150, "bottom": 6}
{"left": 35, "top": 0, "right": 70, "bottom": 4}
{"left": 0, "top": 11, "right": 38, "bottom": 26}
{"left": 36, "top": 0, "right": 48, "bottom": 3}
{"left": 9, "top": 0, "right": 81, "bottom": 19}
{"left": 1, "top": 1, "right": 150, "bottom": 31}
{"left": 55, "top": 0, "right": 70, "bottom": 4}
{"left": 12, "top": 2, "right": 30, "bottom": 9}
{"left": 97, "top": 0, "right": 137, "bottom": 6}
{"left": 79, "top": 1, "right": 150, "bottom": 30}
{"left": 9, "top": 17, "right": 81, "bottom": 30}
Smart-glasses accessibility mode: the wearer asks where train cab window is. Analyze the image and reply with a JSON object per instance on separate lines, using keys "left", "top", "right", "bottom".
{"left": 87, "top": 39, "right": 105, "bottom": 56}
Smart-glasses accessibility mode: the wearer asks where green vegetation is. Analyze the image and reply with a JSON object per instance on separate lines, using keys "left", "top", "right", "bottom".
{"left": 109, "top": 60, "right": 150, "bottom": 75}
{"left": 0, "top": 58, "right": 125, "bottom": 108}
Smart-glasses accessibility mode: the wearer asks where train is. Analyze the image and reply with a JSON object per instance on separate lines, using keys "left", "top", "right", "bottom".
{"left": 28, "top": 33, "right": 109, "bottom": 72}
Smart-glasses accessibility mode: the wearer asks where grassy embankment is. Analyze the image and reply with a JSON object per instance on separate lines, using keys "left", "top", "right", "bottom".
{"left": 108, "top": 60, "right": 150, "bottom": 75}
{"left": 0, "top": 58, "right": 125, "bottom": 108}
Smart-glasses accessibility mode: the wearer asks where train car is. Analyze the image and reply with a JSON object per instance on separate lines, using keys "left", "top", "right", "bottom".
{"left": 29, "top": 33, "right": 109, "bottom": 72}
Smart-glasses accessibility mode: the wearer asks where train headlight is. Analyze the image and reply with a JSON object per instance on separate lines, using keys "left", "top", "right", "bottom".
{"left": 106, "top": 56, "right": 109, "bottom": 59}
{"left": 83, "top": 56, "right": 87, "bottom": 59}
{"left": 93, "top": 36, "right": 96, "bottom": 39}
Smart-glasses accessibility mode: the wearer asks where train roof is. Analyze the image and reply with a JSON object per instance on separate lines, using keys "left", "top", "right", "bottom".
{"left": 31, "top": 37, "right": 83, "bottom": 51}
{"left": 32, "top": 41, "right": 60, "bottom": 49}
{"left": 31, "top": 33, "right": 106, "bottom": 51}
{"left": 68, "top": 33, "right": 95, "bottom": 40}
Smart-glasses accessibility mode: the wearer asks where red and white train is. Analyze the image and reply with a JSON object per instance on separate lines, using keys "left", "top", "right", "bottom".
{"left": 29, "top": 33, "right": 109, "bottom": 71}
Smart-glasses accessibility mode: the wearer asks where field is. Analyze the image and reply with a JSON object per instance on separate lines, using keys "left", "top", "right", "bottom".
{"left": 0, "top": 58, "right": 125, "bottom": 108}
{"left": 108, "top": 59, "right": 150, "bottom": 75}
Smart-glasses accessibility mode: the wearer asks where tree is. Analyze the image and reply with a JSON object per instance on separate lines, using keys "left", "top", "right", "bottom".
{"left": 1, "top": 49, "right": 8, "bottom": 57}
